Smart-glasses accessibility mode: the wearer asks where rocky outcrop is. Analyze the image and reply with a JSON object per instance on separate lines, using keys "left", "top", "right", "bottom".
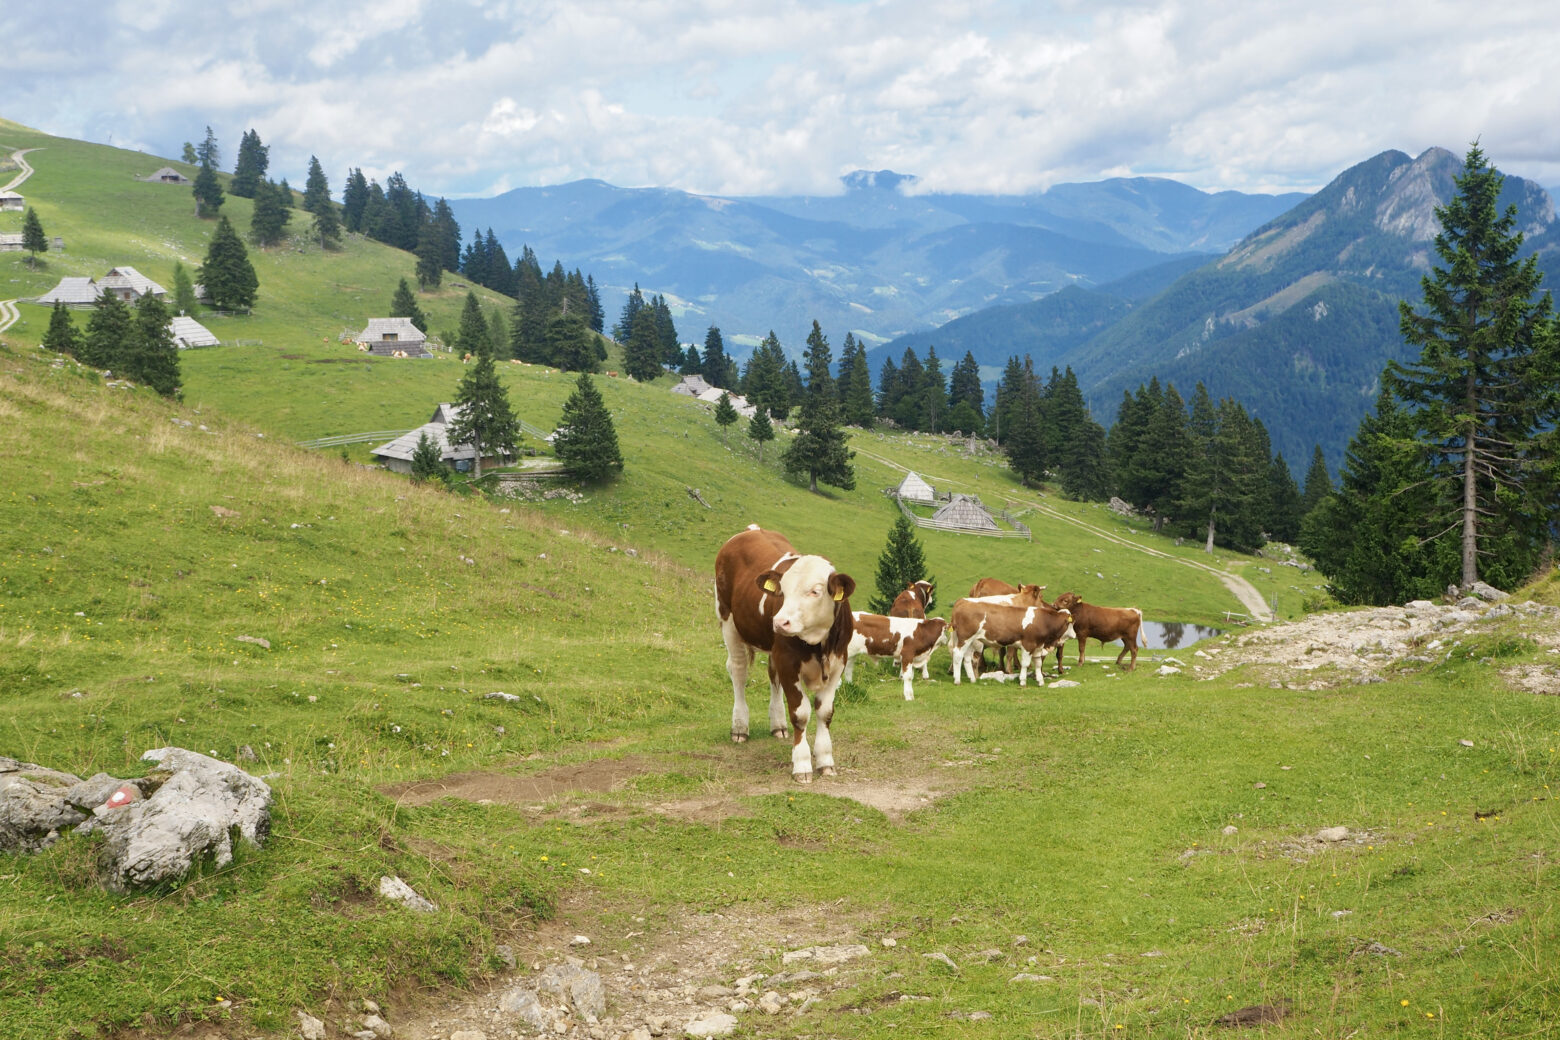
{"left": 0, "top": 748, "right": 271, "bottom": 891}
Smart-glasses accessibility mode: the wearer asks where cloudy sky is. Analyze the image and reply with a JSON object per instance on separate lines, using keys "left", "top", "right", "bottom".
{"left": 7, "top": 1, "right": 1559, "bottom": 200}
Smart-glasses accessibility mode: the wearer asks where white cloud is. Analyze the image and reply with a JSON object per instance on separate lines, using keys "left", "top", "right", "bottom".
{"left": 5, "top": 0, "right": 1560, "bottom": 198}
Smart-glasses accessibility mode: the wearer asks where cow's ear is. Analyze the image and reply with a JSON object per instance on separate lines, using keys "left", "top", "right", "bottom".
{"left": 828, "top": 573, "right": 856, "bottom": 603}
{"left": 756, "top": 570, "right": 783, "bottom": 595}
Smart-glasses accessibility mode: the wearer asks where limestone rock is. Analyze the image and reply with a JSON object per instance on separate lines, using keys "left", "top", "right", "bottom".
{"left": 780, "top": 943, "right": 869, "bottom": 965}
{"left": 378, "top": 876, "right": 437, "bottom": 913}
{"left": 450, "top": 1031, "right": 488, "bottom": 1040}
{"left": 683, "top": 1011, "right": 737, "bottom": 1037}
{"left": 361, "top": 1013, "right": 393, "bottom": 1038}
{"left": 297, "top": 1010, "right": 327, "bottom": 1040}
{"left": 757, "top": 991, "right": 784, "bottom": 1015}
{"left": 1316, "top": 826, "right": 1350, "bottom": 842}
{"left": 538, "top": 961, "right": 606, "bottom": 1019}
{"left": 96, "top": 748, "right": 271, "bottom": 890}
{"left": 0, "top": 757, "right": 89, "bottom": 853}
{"left": 497, "top": 987, "right": 550, "bottom": 1032}
{"left": 1469, "top": 581, "right": 1509, "bottom": 602}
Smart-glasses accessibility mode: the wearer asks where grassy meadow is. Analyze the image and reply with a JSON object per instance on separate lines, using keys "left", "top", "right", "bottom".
{"left": 2, "top": 122, "right": 1559, "bottom": 1039}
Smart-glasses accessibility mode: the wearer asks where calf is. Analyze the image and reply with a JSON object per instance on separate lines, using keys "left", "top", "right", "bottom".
{"left": 714, "top": 525, "right": 856, "bottom": 782}
{"left": 949, "top": 599, "right": 1075, "bottom": 687}
{"left": 889, "top": 580, "right": 935, "bottom": 619}
{"left": 1049, "top": 592, "right": 1143, "bottom": 672}
{"left": 962, "top": 580, "right": 1047, "bottom": 674}
{"left": 844, "top": 612, "right": 948, "bottom": 700}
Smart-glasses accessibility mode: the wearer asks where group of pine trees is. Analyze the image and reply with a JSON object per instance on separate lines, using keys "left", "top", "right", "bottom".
{"left": 678, "top": 326, "right": 740, "bottom": 390}
{"left": 1108, "top": 378, "right": 1307, "bottom": 554}
{"left": 41, "top": 295, "right": 180, "bottom": 397}
{"left": 617, "top": 285, "right": 682, "bottom": 381}
{"left": 1298, "top": 146, "right": 1560, "bottom": 605}
{"left": 876, "top": 346, "right": 984, "bottom": 434}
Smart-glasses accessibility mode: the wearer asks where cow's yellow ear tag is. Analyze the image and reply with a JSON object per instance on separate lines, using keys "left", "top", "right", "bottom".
{"left": 832, "top": 587, "right": 845, "bottom": 602}
{"left": 763, "top": 578, "right": 779, "bottom": 593}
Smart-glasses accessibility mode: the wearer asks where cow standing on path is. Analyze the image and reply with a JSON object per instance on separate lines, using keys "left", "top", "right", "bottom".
{"left": 714, "top": 525, "right": 856, "bottom": 783}
{"left": 1049, "top": 592, "right": 1143, "bottom": 673}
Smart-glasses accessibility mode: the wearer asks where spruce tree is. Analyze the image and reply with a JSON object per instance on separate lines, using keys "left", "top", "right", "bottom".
{"left": 713, "top": 391, "right": 738, "bottom": 446}
{"left": 415, "top": 218, "right": 444, "bottom": 288}
{"left": 553, "top": 372, "right": 623, "bottom": 482}
{"left": 1301, "top": 390, "right": 1454, "bottom": 605}
{"left": 171, "top": 261, "right": 198, "bottom": 315}
{"left": 840, "top": 334, "right": 876, "bottom": 427}
{"left": 127, "top": 293, "right": 181, "bottom": 397}
{"left": 42, "top": 302, "right": 81, "bottom": 357}
{"left": 21, "top": 207, "right": 47, "bottom": 268}
{"left": 487, "top": 308, "right": 510, "bottom": 360}
{"left": 410, "top": 432, "right": 446, "bottom": 484}
{"left": 742, "top": 332, "right": 789, "bottom": 420}
{"left": 189, "top": 126, "right": 224, "bottom": 217}
{"left": 869, "top": 512, "right": 934, "bottom": 614}
{"left": 702, "top": 326, "right": 735, "bottom": 388}
{"left": 679, "top": 344, "right": 703, "bottom": 376}
{"left": 875, "top": 354, "right": 900, "bottom": 420}
{"left": 249, "top": 179, "right": 291, "bottom": 246}
{"left": 947, "top": 351, "right": 984, "bottom": 416}
{"left": 891, "top": 349, "right": 924, "bottom": 429}
{"left": 198, "top": 216, "right": 258, "bottom": 312}
{"left": 1388, "top": 144, "right": 1558, "bottom": 589}
{"left": 1300, "top": 445, "right": 1332, "bottom": 517}
{"left": 748, "top": 407, "right": 775, "bottom": 464}
{"left": 456, "top": 291, "right": 491, "bottom": 357}
{"left": 584, "top": 275, "right": 605, "bottom": 333}
{"left": 1047, "top": 367, "right": 1109, "bottom": 500}
{"left": 918, "top": 346, "right": 945, "bottom": 432}
{"left": 1002, "top": 358, "right": 1047, "bottom": 486}
{"left": 446, "top": 351, "right": 520, "bottom": 478}
{"left": 1266, "top": 453, "right": 1304, "bottom": 544}
{"left": 614, "top": 284, "right": 646, "bottom": 342}
{"left": 623, "top": 306, "right": 664, "bottom": 381}
{"left": 781, "top": 321, "right": 855, "bottom": 493}
{"left": 390, "top": 278, "right": 428, "bottom": 334}
{"left": 1137, "top": 382, "right": 1190, "bottom": 529}
{"left": 230, "top": 129, "right": 268, "bottom": 198}
{"left": 545, "top": 311, "right": 596, "bottom": 372}
{"left": 341, "top": 168, "right": 370, "bottom": 232}
{"left": 81, "top": 292, "right": 133, "bottom": 371}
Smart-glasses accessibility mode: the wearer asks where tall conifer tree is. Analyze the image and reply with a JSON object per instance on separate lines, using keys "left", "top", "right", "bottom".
{"left": 782, "top": 320, "right": 854, "bottom": 493}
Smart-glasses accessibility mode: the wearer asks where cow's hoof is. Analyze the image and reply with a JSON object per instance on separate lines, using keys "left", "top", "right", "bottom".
{"left": 792, "top": 772, "right": 813, "bottom": 784}
{"left": 771, "top": 727, "right": 788, "bottom": 739}
{"left": 820, "top": 766, "right": 836, "bottom": 778}
{"left": 732, "top": 733, "right": 747, "bottom": 744}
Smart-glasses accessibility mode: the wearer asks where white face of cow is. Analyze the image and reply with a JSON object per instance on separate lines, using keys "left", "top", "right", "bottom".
{"left": 771, "top": 555, "right": 842, "bottom": 644}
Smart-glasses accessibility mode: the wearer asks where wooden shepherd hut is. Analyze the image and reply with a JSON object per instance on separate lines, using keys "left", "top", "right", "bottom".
{"left": 931, "top": 494, "right": 998, "bottom": 532}
{"left": 894, "top": 470, "right": 936, "bottom": 504}
{"left": 355, "top": 317, "right": 429, "bottom": 357}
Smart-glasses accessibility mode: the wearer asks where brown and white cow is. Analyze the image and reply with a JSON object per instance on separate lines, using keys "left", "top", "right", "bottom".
{"left": 960, "top": 580, "right": 1047, "bottom": 675}
{"left": 1049, "top": 592, "right": 1143, "bottom": 673}
{"left": 714, "top": 525, "right": 856, "bottom": 782}
{"left": 889, "top": 580, "right": 935, "bottom": 619}
{"left": 948, "top": 598, "right": 1075, "bottom": 687}
{"left": 844, "top": 612, "right": 948, "bottom": 700}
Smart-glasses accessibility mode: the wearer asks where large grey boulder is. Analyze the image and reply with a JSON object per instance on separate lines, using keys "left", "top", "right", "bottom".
{"left": 537, "top": 962, "right": 606, "bottom": 1019}
{"left": 95, "top": 748, "right": 272, "bottom": 891}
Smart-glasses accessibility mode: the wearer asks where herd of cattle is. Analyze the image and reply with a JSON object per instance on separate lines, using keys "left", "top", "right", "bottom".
{"left": 714, "top": 525, "right": 1144, "bottom": 782}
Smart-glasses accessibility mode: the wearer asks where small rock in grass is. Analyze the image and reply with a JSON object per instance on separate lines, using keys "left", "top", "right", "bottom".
{"left": 297, "top": 1011, "right": 326, "bottom": 1040}
{"left": 1316, "top": 826, "right": 1349, "bottom": 842}
{"left": 683, "top": 1011, "right": 737, "bottom": 1037}
{"left": 922, "top": 951, "right": 959, "bottom": 972}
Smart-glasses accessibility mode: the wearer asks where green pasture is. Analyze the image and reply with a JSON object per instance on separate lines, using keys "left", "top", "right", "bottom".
{"left": 3, "top": 121, "right": 1558, "bottom": 1039}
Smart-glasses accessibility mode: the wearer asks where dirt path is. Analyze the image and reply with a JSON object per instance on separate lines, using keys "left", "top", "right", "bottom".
{"left": 0, "top": 299, "right": 18, "bottom": 334}
{"left": 2, "top": 147, "right": 41, "bottom": 192}
{"left": 853, "top": 444, "right": 1273, "bottom": 621}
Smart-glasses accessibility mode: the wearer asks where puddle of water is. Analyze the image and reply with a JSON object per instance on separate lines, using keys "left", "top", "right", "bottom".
{"left": 1138, "top": 621, "right": 1223, "bottom": 650}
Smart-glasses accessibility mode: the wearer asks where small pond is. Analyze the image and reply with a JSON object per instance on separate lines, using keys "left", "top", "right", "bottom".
{"left": 1136, "top": 621, "right": 1223, "bottom": 650}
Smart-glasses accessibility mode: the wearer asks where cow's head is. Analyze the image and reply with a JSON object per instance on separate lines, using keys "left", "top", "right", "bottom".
{"left": 910, "top": 580, "right": 935, "bottom": 606}
{"left": 1052, "top": 591, "right": 1082, "bottom": 612}
{"left": 1015, "top": 583, "right": 1047, "bottom": 605}
{"left": 758, "top": 555, "right": 855, "bottom": 644}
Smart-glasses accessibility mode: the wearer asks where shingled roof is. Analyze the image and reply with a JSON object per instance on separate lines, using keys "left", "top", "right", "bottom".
{"left": 98, "top": 267, "right": 167, "bottom": 299}
{"left": 931, "top": 494, "right": 998, "bottom": 531}
{"left": 168, "top": 315, "right": 219, "bottom": 348}
{"left": 35, "top": 277, "right": 101, "bottom": 306}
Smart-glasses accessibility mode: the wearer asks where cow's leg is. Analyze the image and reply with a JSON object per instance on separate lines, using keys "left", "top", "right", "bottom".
{"left": 963, "top": 640, "right": 983, "bottom": 683}
{"left": 722, "top": 617, "right": 755, "bottom": 743}
{"left": 1119, "top": 630, "right": 1139, "bottom": 671}
{"left": 1017, "top": 646, "right": 1031, "bottom": 687}
{"left": 766, "top": 660, "right": 789, "bottom": 738}
{"left": 898, "top": 648, "right": 915, "bottom": 700}
{"left": 812, "top": 674, "right": 838, "bottom": 777}
{"left": 784, "top": 681, "right": 813, "bottom": 782}
{"left": 1076, "top": 636, "right": 1088, "bottom": 668}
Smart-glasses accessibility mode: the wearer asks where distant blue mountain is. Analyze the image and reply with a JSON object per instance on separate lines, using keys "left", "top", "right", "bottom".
{"left": 448, "top": 172, "right": 1305, "bottom": 352}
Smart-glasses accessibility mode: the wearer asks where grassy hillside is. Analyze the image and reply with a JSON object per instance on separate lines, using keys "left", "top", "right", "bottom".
{"left": 4, "top": 123, "right": 1559, "bottom": 1040}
